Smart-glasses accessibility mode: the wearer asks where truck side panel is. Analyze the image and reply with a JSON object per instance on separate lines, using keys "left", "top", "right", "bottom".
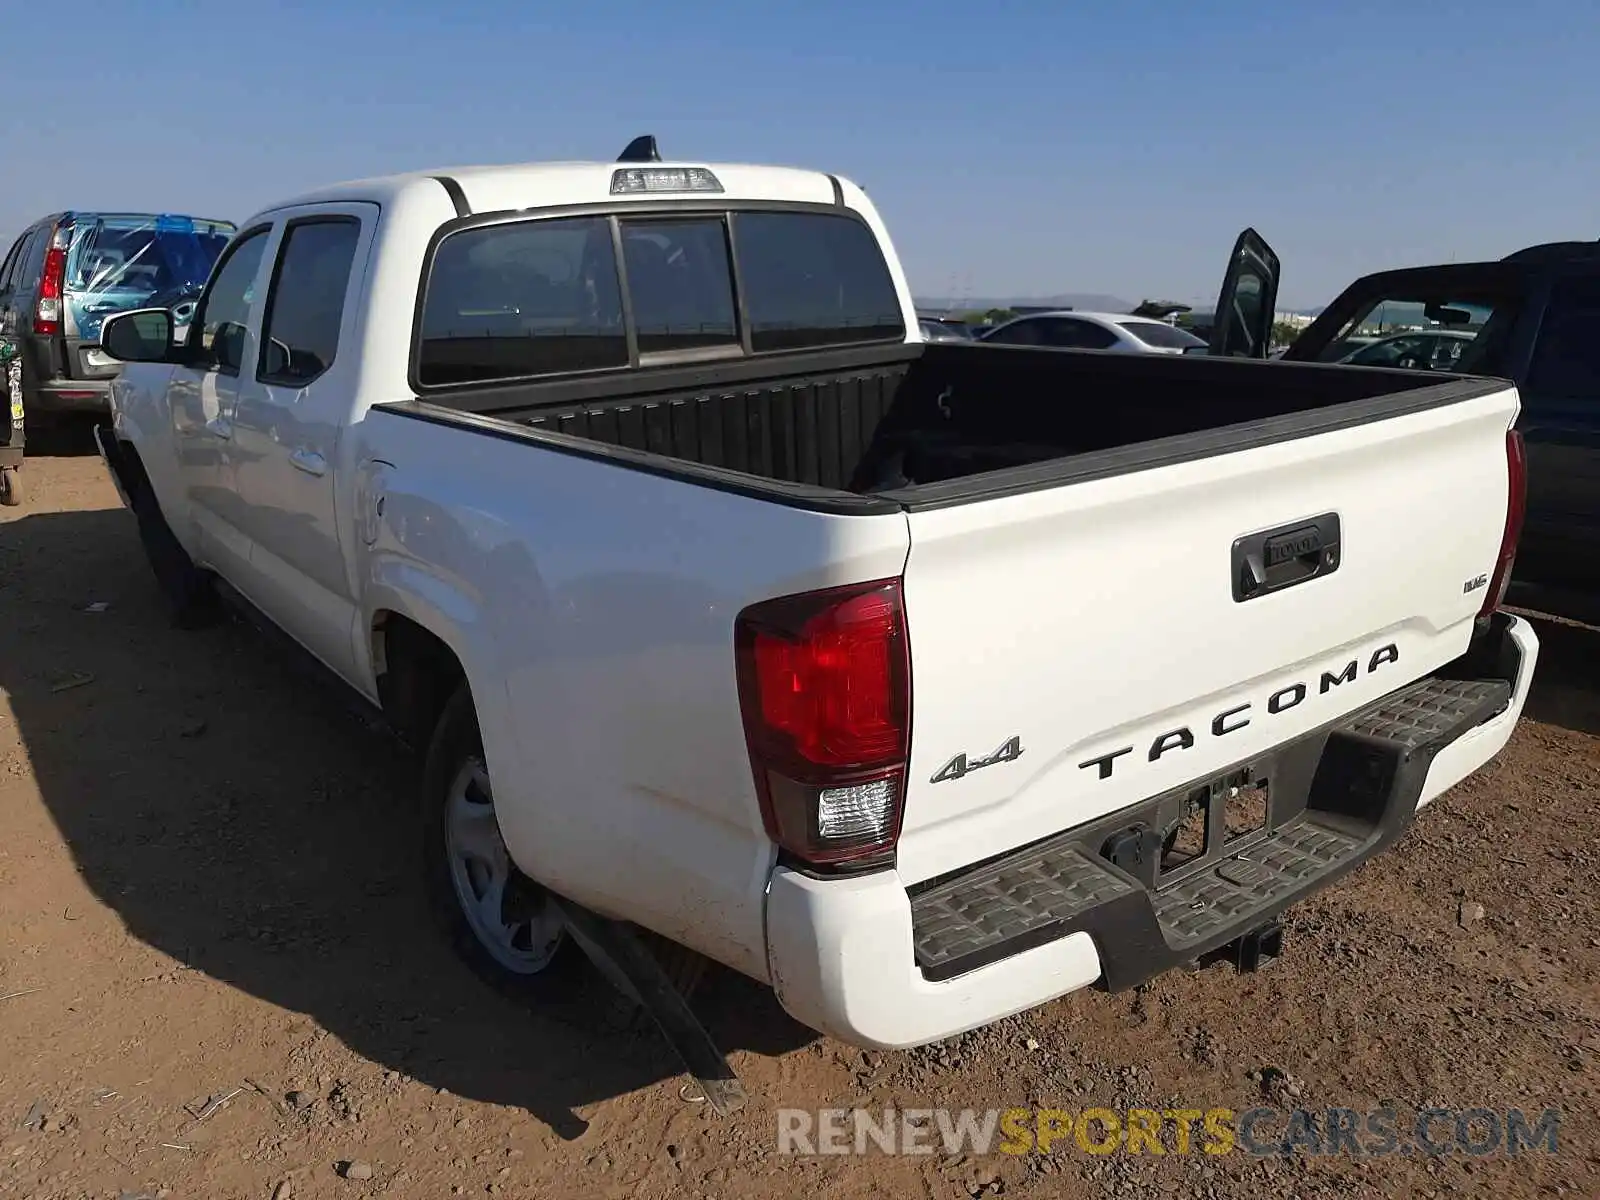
{"left": 353, "top": 406, "right": 912, "bottom": 979}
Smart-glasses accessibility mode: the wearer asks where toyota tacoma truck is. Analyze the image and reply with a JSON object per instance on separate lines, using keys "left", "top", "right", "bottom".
{"left": 93, "top": 141, "right": 1538, "bottom": 1053}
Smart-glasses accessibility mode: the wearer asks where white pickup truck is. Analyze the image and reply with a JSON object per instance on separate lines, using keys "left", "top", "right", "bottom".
{"left": 95, "top": 143, "right": 1538, "bottom": 1056}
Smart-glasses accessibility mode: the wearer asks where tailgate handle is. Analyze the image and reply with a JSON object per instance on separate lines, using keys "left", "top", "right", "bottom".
{"left": 1232, "top": 513, "right": 1340, "bottom": 602}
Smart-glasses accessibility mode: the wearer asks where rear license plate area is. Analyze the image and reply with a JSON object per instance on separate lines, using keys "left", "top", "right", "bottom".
{"left": 1154, "top": 767, "right": 1271, "bottom": 889}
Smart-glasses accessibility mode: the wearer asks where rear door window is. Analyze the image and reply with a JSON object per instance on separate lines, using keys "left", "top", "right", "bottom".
{"left": 1044, "top": 318, "right": 1117, "bottom": 349}
{"left": 1118, "top": 319, "right": 1205, "bottom": 350}
{"left": 984, "top": 319, "right": 1043, "bottom": 346}
{"left": 257, "top": 219, "right": 362, "bottom": 386}
{"left": 732, "top": 212, "right": 904, "bottom": 351}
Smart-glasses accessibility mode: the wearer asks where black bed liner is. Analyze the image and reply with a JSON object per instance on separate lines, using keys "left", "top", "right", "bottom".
{"left": 379, "top": 341, "right": 1509, "bottom": 514}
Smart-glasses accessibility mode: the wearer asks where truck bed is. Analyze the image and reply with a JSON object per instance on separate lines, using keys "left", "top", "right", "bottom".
{"left": 395, "top": 341, "right": 1498, "bottom": 508}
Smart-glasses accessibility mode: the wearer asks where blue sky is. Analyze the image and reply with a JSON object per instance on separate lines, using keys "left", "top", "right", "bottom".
{"left": 3, "top": 0, "right": 1596, "bottom": 308}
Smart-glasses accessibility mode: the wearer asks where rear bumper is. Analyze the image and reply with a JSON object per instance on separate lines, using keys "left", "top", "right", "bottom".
{"left": 31, "top": 378, "right": 112, "bottom": 414}
{"left": 10, "top": 334, "right": 114, "bottom": 414}
{"left": 765, "top": 613, "right": 1538, "bottom": 1049}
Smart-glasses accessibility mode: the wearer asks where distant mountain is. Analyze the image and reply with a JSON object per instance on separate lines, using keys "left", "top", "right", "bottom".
{"left": 915, "top": 293, "right": 1135, "bottom": 315}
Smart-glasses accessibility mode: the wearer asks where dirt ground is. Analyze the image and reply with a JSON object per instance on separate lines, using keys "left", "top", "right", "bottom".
{"left": 2, "top": 439, "right": 1598, "bottom": 1200}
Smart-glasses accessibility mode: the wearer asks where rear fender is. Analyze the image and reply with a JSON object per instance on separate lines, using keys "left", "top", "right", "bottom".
{"left": 358, "top": 493, "right": 527, "bottom": 870}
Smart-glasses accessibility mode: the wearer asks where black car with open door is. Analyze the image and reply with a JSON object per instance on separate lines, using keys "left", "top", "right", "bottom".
{"left": 1281, "top": 242, "right": 1600, "bottom": 608}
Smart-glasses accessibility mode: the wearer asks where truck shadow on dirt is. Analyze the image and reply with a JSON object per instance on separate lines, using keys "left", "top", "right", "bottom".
{"left": 0, "top": 504, "right": 814, "bottom": 1140}
{"left": 20, "top": 415, "right": 104, "bottom": 458}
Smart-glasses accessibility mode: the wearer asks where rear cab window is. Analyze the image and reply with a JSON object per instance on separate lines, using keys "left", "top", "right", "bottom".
{"left": 415, "top": 208, "right": 905, "bottom": 388}
{"left": 620, "top": 218, "right": 739, "bottom": 358}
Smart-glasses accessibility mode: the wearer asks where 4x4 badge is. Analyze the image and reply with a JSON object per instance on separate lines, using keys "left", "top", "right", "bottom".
{"left": 931, "top": 736, "right": 1024, "bottom": 784}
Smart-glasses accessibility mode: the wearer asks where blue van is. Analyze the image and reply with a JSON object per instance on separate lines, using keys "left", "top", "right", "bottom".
{"left": 0, "top": 211, "right": 235, "bottom": 420}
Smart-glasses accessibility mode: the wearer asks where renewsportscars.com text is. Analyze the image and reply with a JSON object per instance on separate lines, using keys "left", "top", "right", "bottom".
{"left": 776, "top": 1106, "right": 1561, "bottom": 1158}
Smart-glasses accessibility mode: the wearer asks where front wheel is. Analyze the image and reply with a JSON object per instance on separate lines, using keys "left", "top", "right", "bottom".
{"left": 422, "top": 685, "right": 581, "bottom": 998}
{"left": 128, "top": 473, "right": 219, "bottom": 629}
{"left": 0, "top": 465, "right": 20, "bottom": 507}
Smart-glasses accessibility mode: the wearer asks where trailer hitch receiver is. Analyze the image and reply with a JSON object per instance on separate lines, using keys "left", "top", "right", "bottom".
{"left": 1227, "top": 920, "right": 1284, "bottom": 973}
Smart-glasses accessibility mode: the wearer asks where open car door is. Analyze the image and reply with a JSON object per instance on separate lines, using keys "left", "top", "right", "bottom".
{"left": 1208, "top": 228, "right": 1280, "bottom": 358}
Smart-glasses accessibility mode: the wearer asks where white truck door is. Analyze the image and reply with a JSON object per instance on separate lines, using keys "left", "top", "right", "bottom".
{"left": 166, "top": 225, "right": 274, "bottom": 577}
{"left": 229, "top": 204, "right": 376, "bottom": 685}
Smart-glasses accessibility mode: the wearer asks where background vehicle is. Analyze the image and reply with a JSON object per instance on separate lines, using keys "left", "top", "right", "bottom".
{"left": 0, "top": 212, "right": 235, "bottom": 421}
{"left": 1284, "top": 241, "right": 1600, "bottom": 602}
{"left": 94, "top": 154, "right": 1534, "bottom": 1057}
{"left": 977, "top": 309, "right": 1208, "bottom": 353}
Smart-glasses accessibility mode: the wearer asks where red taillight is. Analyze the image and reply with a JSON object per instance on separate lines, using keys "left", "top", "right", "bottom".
{"left": 35, "top": 240, "right": 66, "bottom": 337}
{"left": 735, "top": 578, "right": 910, "bottom": 867}
{"left": 1480, "top": 428, "right": 1527, "bottom": 618}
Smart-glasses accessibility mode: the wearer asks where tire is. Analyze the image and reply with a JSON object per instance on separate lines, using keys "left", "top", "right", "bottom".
{"left": 422, "top": 684, "right": 583, "bottom": 1000}
{"left": 128, "top": 469, "right": 219, "bottom": 629}
{"left": 0, "top": 466, "right": 20, "bottom": 507}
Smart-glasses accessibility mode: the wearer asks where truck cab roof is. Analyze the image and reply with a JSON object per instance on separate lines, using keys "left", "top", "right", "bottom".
{"left": 263, "top": 160, "right": 852, "bottom": 220}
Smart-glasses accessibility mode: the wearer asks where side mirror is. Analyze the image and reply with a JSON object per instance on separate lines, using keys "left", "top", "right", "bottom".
{"left": 101, "top": 308, "right": 177, "bottom": 363}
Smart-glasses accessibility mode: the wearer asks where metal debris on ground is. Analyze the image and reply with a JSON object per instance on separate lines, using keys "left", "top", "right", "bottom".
{"left": 184, "top": 1086, "right": 243, "bottom": 1123}
{"left": 244, "top": 1075, "right": 293, "bottom": 1120}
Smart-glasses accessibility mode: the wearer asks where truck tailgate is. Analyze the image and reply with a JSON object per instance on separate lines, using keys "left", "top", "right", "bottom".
{"left": 895, "top": 382, "right": 1519, "bottom": 885}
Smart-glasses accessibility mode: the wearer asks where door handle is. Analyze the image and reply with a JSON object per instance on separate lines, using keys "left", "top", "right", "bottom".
{"left": 1232, "top": 513, "right": 1341, "bottom": 602}
{"left": 204, "top": 416, "right": 233, "bottom": 439}
{"left": 289, "top": 448, "right": 327, "bottom": 477}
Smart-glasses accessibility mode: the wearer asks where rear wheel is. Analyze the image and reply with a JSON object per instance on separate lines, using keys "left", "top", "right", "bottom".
{"left": 422, "top": 685, "right": 580, "bottom": 998}
{"left": 0, "top": 466, "right": 20, "bottom": 507}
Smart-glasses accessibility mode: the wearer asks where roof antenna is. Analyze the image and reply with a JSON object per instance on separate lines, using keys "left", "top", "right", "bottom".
{"left": 617, "top": 135, "right": 662, "bottom": 163}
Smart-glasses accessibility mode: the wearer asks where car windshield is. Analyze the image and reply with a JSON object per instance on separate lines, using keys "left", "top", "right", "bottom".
{"left": 1307, "top": 284, "right": 1525, "bottom": 374}
{"left": 64, "top": 214, "right": 236, "bottom": 340}
{"left": 1116, "top": 319, "right": 1206, "bottom": 349}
